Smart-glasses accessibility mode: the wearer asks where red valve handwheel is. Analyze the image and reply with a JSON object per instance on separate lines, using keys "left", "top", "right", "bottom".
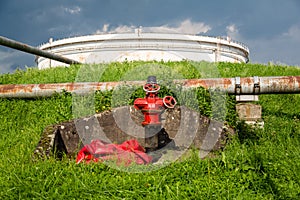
{"left": 163, "top": 96, "right": 177, "bottom": 108}
{"left": 143, "top": 83, "right": 160, "bottom": 93}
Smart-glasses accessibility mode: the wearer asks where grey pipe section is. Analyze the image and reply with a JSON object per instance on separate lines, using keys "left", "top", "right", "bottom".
{"left": 0, "top": 76, "right": 299, "bottom": 98}
{"left": 0, "top": 36, "right": 82, "bottom": 65}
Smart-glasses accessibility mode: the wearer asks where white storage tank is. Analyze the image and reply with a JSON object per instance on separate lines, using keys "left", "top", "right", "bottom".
{"left": 36, "top": 31, "right": 249, "bottom": 69}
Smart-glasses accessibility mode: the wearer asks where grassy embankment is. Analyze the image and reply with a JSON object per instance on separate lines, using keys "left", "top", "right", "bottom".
{"left": 0, "top": 61, "right": 299, "bottom": 199}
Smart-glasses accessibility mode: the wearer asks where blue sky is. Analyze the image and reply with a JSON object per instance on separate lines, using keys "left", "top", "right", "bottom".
{"left": 0, "top": 0, "right": 300, "bottom": 73}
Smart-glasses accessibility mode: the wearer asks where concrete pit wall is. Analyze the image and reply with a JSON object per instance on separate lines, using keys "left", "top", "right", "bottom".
{"left": 33, "top": 106, "right": 234, "bottom": 160}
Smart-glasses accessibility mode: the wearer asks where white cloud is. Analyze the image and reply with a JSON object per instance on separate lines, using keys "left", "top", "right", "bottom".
{"left": 48, "top": 24, "right": 73, "bottom": 34}
{"left": 238, "top": 24, "right": 300, "bottom": 66}
{"left": 0, "top": 51, "right": 13, "bottom": 60}
{"left": 102, "top": 24, "right": 109, "bottom": 32}
{"left": 63, "top": 6, "right": 81, "bottom": 14}
{"left": 283, "top": 25, "right": 300, "bottom": 40}
{"left": 95, "top": 24, "right": 135, "bottom": 34}
{"left": 96, "top": 19, "right": 211, "bottom": 35}
{"left": 226, "top": 24, "right": 240, "bottom": 40}
{"left": 154, "top": 19, "right": 211, "bottom": 34}
{"left": 113, "top": 25, "right": 137, "bottom": 33}
{"left": 0, "top": 50, "right": 34, "bottom": 74}
{"left": 0, "top": 62, "right": 14, "bottom": 74}
{"left": 0, "top": 51, "right": 14, "bottom": 74}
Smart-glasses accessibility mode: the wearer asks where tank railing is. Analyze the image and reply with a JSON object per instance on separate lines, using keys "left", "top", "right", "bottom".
{"left": 37, "top": 32, "right": 250, "bottom": 53}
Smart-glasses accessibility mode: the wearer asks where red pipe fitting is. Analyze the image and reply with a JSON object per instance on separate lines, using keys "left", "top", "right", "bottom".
{"left": 134, "top": 76, "right": 177, "bottom": 126}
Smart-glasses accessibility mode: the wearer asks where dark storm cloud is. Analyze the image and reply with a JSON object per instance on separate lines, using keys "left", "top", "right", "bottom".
{"left": 236, "top": 0, "right": 300, "bottom": 39}
{"left": 0, "top": 0, "right": 300, "bottom": 73}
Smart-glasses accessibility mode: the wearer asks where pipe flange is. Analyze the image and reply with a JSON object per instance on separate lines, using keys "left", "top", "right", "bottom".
{"left": 253, "top": 76, "right": 260, "bottom": 94}
{"left": 235, "top": 77, "right": 241, "bottom": 95}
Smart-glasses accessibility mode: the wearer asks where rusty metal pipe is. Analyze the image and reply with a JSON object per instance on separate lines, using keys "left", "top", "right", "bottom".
{"left": 0, "top": 36, "right": 82, "bottom": 65}
{"left": 0, "top": 81, "right": 144, "bottom": 98}
{"left": 0, "top": 76, "right": 299, "bottom": 98}
{"left": 178, "top": 76, "right": 300, "bottom": 94}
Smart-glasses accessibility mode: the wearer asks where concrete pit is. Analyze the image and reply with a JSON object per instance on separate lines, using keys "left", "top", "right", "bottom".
{"left": 33, "top": 105, "right": 234, "bottom": 162}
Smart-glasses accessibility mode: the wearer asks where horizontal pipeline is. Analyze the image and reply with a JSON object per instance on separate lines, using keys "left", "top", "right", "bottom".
{"left": 0, "top": 36, "right": 82, "bottom": 65}
{"left": 0, "top": 76, "right": 299, "bottom": 98}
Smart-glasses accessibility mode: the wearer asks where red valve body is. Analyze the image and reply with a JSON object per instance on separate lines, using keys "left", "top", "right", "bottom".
{"left": 134, "top": 83, "right": 176, "bottom": 126}
{"left": 134, "top": 96, "right": 165, "bottom": 126}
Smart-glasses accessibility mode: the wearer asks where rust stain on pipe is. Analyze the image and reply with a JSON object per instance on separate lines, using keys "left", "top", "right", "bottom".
{"left": 0, "top": 76, "right": 300, "bottom": 98}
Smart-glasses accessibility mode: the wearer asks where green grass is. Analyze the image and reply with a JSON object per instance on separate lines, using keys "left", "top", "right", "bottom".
{"left": 0, "top": 61, "right": 300, "bottom": 199}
